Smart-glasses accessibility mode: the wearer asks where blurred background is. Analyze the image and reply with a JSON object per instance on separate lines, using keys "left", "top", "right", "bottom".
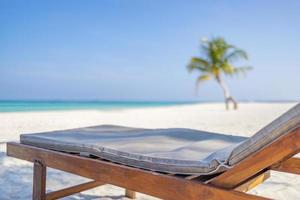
{"left": 1, "top": 0, "right": 300, "bottom": 103}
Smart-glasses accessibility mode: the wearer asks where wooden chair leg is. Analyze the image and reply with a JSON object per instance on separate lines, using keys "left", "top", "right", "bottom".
{"left": 125, "top": 189, "right": 136, "bottom": 199}
{"left": 33, "top": 160, "right": 46, "bottom": 200}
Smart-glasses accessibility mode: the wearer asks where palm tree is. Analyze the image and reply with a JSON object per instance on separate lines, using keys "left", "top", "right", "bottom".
{"left": 187, "top": 37, "right": 252, "bottom": 110}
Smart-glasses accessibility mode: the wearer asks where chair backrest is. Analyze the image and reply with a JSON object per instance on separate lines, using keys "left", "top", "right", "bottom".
{"left": 228, "top": 103, "right": 300, "bottom": 165}
{"left": 210, "top": 103, "right": 300, "bottom": 188}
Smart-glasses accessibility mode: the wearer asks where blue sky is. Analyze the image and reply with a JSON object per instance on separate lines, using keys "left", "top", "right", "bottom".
{"left": 0, "top": 0, "right": 300, "bottom": 101}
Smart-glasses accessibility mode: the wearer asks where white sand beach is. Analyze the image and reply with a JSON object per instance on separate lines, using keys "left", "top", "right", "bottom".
{"left": 0, "top": 103, "right": 299, "bottom": 200}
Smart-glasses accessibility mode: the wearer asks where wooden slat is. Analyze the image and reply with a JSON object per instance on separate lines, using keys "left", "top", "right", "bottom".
{"left": 125, "top": 189, "right": 136, "bottom": 199}
{"left": 33, "top": 160, "right": 47, "bottom": 200}
{"left": 272, "top": 157, "right": 300, "bottom": 175}
{"left": 7, "top": 142, "right": 268, "bottom": 200}
{"left": 234, "top": 171, "right": 270, "bottom": 192}
{"left": 46, "top": 180, "right": 104, "bottom": 200}
{"left": 210, "top": 127, "right": 300, "bottom": 189}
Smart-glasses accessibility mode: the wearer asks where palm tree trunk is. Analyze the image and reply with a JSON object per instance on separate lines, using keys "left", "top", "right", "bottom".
{"left": 216, "top": 76, "right": 238, "bottom": 110}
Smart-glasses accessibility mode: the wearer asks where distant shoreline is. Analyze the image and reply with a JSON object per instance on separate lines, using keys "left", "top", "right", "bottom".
{"left": 0, "top": 100, "right": 197, "bottom": 113}
{"left": 0, "top": 100, "right": 298, "bottom": 113}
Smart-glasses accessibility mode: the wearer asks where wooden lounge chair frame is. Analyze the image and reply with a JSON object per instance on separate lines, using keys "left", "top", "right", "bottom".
{"left": 6, "top": 126, "right": 300, "bottom": 200}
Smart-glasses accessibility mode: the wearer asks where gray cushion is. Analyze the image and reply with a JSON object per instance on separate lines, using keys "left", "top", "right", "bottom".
{"left": 20, "top": 103, "right": 300, "bottom": 175}
{"left": 20, "top": 125, "right": 246, "bottom": 175}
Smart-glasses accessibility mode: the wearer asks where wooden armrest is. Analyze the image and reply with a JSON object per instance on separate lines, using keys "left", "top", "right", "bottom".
{"left": 272, "top": 157, "right": 300, "bottom": 175}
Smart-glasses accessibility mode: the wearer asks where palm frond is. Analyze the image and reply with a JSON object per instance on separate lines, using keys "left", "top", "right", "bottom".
{"left": 187, "top": 64, "right": 205, "bottom": 72}
{"left": 191, "top": 57, "right": 210, "bottom": 67}
{"left": 225, "top": 49, "right": 248, "bottom": 62}
{"left": 221, "top": 63, "right": 252, "bottom": 77}
{"left": 208, "top": 37, "right": 231, "bottom": 65}
{"left": 196, "top": 74, "right": 211, "bottom": 84}
{"left": 194, "top": 74, "right": 211, "bottom": 92}
{"left": 232, "top": 66, "right": 253, "bottom": 76}
{"left": 187, "top": 57, "right": 210, "bottom": 72}
{"left": 221, "top": 63, "right": 235, "bottom": 75}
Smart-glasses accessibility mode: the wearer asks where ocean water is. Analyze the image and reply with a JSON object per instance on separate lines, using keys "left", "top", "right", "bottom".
{"left": 0, "top": 101, "right": 196, "bottom": 112}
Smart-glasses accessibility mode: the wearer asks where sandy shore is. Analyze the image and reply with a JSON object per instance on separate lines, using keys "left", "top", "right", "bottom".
{"left": 0, "top": 103, "right": 299, "bottom": 199}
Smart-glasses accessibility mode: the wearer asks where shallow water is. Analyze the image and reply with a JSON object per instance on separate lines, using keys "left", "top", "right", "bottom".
{"left": 0, "top": 100, "right": 195, "bottom": 112}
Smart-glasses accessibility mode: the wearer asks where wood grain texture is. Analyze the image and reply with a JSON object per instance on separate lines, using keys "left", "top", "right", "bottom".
{"left": 210, "top": 127, "right": 300, "bottom": 189}
{"left": 7, "top": 142, "right": 268, "bottom": 200}
{"left": 272, "top": 157, "right": 300, "bottom": 175}
{"left": 234, "top": 171, "right": 270, "bottom": 192}
{"left": 46, "top": 181, "right": 104, "bottom": 200}
{"left": 125, "top": 189, "right": 136, "bottom": 199}
{"left": 33, "top": 160, "right": 46, "bottom": 200}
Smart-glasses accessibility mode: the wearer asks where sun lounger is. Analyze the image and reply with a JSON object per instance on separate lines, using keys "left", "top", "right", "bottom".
{"left": 6, "top": 103, "right": 300, "bottom": 200}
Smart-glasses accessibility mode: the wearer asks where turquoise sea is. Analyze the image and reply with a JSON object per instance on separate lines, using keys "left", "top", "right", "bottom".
{"left": 0, "top": 101, "right": 196, "bottom": 112}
